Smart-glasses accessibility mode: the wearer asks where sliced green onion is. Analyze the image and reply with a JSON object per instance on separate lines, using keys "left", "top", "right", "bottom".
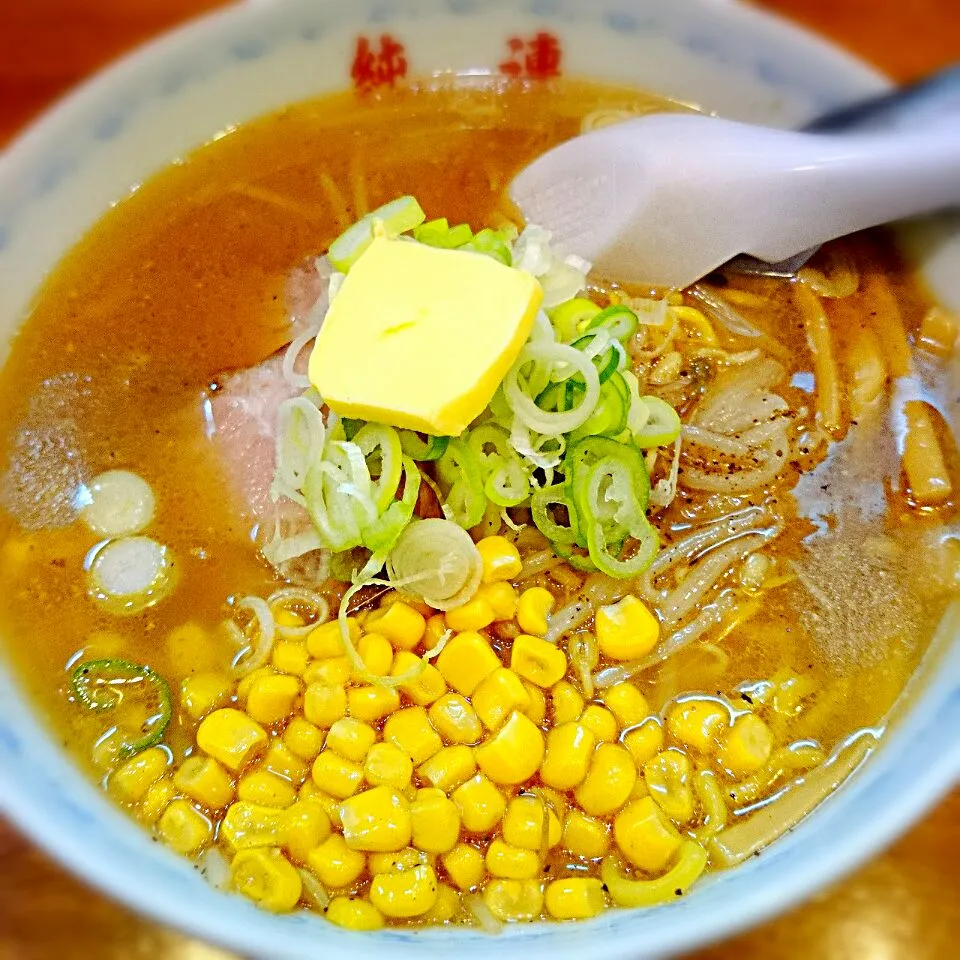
{"left": 463, "top": 228, "right": 512, "bottom": 266}
{"left": 80, "top": 470, "right": 155, "bottom": 538}
{"left": 352, "top": 424, "right": 404, "bottom": 513}
{"left": 88, "top": 537, "right": 177, "bottom": 616}
{"left": 570, "top": 332, "right": 623, "bottom": 384}
{"left": 531, "top": 483, "right": 580, "bottom": 546}
{"left": 71, "top": 658, "right": 171, "bottom": 758}
{"left": 634, "top": 395, "right": 683, "bottom": 448}
{"left": 549, "top": 297, "right": 602, "bottom": 343}
{"left": 413, "top": 218, "right": 474, "bottom": 249}
{"left": 585, "top": 303, "right": 640, "bottom": 342}
{"left": 437, "top": 438, "right": 487, "bottom": 529}
{"left": 328, "top": 195, "right": 426, "bottom": 272}
{"left": 567, "top": 372, "right": 629, "bottom": 442}
{"left": 398, "top": 430, "right": 450, "bottom": 462}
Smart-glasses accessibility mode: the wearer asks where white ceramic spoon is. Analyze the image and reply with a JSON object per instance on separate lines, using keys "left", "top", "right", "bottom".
{"left": 509, "top": 65, "right": 960, "bottom": 289}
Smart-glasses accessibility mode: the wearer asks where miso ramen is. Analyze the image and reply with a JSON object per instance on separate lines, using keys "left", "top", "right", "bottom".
{"left": 0, "top": 79, "right": 957, "bottom": 928}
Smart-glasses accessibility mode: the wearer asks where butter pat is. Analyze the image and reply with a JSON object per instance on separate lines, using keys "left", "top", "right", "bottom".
{"left": 309, "top": 237, "right": 542, "bottom": 436}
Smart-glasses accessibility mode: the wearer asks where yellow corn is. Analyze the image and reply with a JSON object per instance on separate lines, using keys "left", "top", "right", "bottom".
{"left": 477, "top": 536, "right": 523, "bottom": 583}
{"left": 383, "top": 706, "right": 444, "bottom": 764}
{"left": 196, "top": 708, "right": 268, "bottom": 773}
{"left": 180, "top": 673, "right": 234, "bottom": 722}
{"left": 357, "top": 631, "right": 394, "bottom": 677}
{"left": 219, "top": 801, "right": 288, "bottom": 851}
{"left": 445, "top": 596, "right": 496, "bottom": 633}
{"left": 365, "top": 601, "right": 426, "bottom": 651}
{"left": 340, "top": 785, "right": 412, "bottom": 853}
{"left": 435, "top": 632, "right": 501, "bottom": 695}
{"left": 644, "top": 749, "right": 695, "bottom": 823}
{"left": 502, "top": 795, "right": 561, "bottom": 851}
{"left": 246, "top": 673, "right": 302, "bottom": 726}
{"left": 486, "top": 838, "right": 541, "bottom": 880}
{"left": 282, "top": 718, "right": 326, "bottom": 762}
{"left": 483, "top": 879, "right": 544, "bottom": 922}
{"left": 271, "top": 640, "right": 310, "bottom": 677}
{"left": 442, "top": 843, "right": 486, "bottom": 891}
{"left": 614, "top": 795, "right": 682, "bottom": 873}
{"left": 238, "top": 769, "right": 297, "bottom": 809}
{"left": 390, "top": 651, "right": 447, "bottom": 706}
{"left": 262, "top": 740, "right": 309, "bottom": 785}
{"left": 418, "top": 745, "right": 477, "bottom": 792}
{"left": 274, "top": 609, "right": 305, "bottom": 628}
{"left": 422, "top": 883, "right": 461, "bottom": 924}
{"left": 522, "top": 681, "right": 547, "bottom": 725}
{"left": 368, "top": 847, "right": 426, "bottom": 874}
{"left": 174, "top": 755, "right": 235, "bottom": 810}
{"left": 575, "top": 742, "right": 638, "bottom": 816}
{"left": 516, "top": 587, "right": 554, "bottom": 636}
{"left": 111, "top": 746, "right": 170, "bottom": 804}
{"left": 719, "top": 713, "right": 774, "bottom": 777}
{"left": 326, "top": 896, "right": 384, "bottom": 931}
{"left": 298, "top": 783, "right": 341, "bottom": 826}
{"left": 477, "top": 581, "right": 519, "bottom": 621}
{"left": 475, "top": 711, "right": 545, "bottom": 785}
{"left": 423, "top": 614, "right": 448, "bottom": 654}
{"left": 428, "top": 693, "right": 482, "bottom": 745}
{"left": 666, "top": 697, "right": 730, "bottom": 754}
{"left": 348, "top": 685, "right": 401, "bottom": 723}
{"left": 138, "top": 775, "right": 175, "bottom": 826}
{"left": 551, "top": 681, "right": 585, "bottom": 725}
{"left": 232, "top": 847, "right": 302, "bottom": 913}
{"left": 370, "top": 863, "right": 440, "bottom": 918}
{"left": 307, "top": 618, "right": 358, "bottom": 659}
{"left": 157, "top": 799, "right": 212, "bottom": 855}
{"left": 452, "top": 774, "right": 506, "bottom": 833}
{"left": 561, "top": 808, "right": 611, "bottom": 859}
{"left": 510, "top": 634, "right": 567, "bottom": 688}
{"left": 472, "top": 667, "right": 531, "bottom": 731}
{"left": 303, "top": 683, "right": 348, "bottom": 729}
{"left": 623, "top": 717, "right": 665, "bottom": 767}
{"left": 325, "top": 717, "right": 377, "bottom": 763}
{"left": 283, "top": 797, "right": 332, "bottom": 865}
{"left": 166, "top": 623, "right": 216, "bottom": 673}
{"left": 602, "top": 683, "right": 650, "bottom": 729}
{"left": 311, "top": 750, "right": 364, "bottom": 799}
{"left": 236, "top": 666, "right": 276, "bottom": 705}
{"left": 540, "top": 722, "right": 597, "bottom": 790}
{"left": 307, "top": 834, "right": 366, "bottom": 888}
{"left": 595, "top": 595, "right": 660, "bottom": 661}
{"left": 304, "top": 656, "right": 352, "bottom": 687}
{"left": 578, "top": 704, "right": 619, "bottom": 743}
{"left": 545, "top": 878, "right": 606, "bottom": 920}
{"left": 410, "top": 788, "right": 461, "bottom": 853}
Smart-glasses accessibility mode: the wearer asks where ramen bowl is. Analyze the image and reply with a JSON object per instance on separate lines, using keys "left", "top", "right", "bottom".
{"left": 0, "top": 1, "right": 957, "bottom": 959}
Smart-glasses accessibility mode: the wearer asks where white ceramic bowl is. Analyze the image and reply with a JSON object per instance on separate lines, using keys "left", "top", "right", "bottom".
{"left": 0, "top": 2, "right": 957, "bottom": 958}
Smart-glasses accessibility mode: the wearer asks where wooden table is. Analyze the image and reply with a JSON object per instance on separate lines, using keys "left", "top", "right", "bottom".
{"left": 0, "top": 2, "right": 957, "bottom": 958}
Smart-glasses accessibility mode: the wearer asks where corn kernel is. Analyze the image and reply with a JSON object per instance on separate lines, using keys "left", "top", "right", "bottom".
{"left": 719, "top": 713, "right": 774, "bottom": 778}
{"left": 475, "top": 711, "right": 545, "bottom": 785}
{"left": 196, "top": 708, "right": 267, "bottom": 773}
{"left": 158, "top": 799, "right": 212, "bottom": 855}
{"left": 545, "top": 878, "right": 606, "bottom": 920}
{"left": 516, "top": 587, "right": 554, "bottom": 636}
{"left": 614, "top": 795, "right": 682, "bottom": 873}
{"left": 303, "top": 683, "right": 347, "bottom": 729}
{"left": 644, "top": 749, "right": 695, "bottom": 823}
{"left": 629, "top": 778, "right": 651, "bottom": 801}
{"left": 477, "top": 535, "right": 523, "bottom": 583}
{"left": 483, "top": 879, "right": 544, "bottom": 922}
{"left": 357, "top": 632, "right": 394, "bottom": 677}
{"left": 423, "top": 614, "right": 448, "bottom": 654}
{"left": 562, "top": 809, "right": 611, "bottom": 859}
{"left": 429, "top": 693, "right": 482, "bottom": 745}
{"left": 237, "top": 666, "right": 277, "bottom": 704}
{"left": 368, "top": 847, "right": 427, "bottom": 874}
{"left": 452, "top": 774, "right": 506, "bottom": 833}
{"left": 370, "top": 863, "right": 439, "bottom": 918}
{"left": 307, "top": 834, "right": 366, "bottom": 888}
{"left": 312, "top": 750, "right": 364, "bottom": 799}
{"left": 603, "top": 683, "right": 650, "bottom": 729}
{"left": 422, "top": 883, "right": 460, "bottom": 924}
{"left": 238, "top": 768, "right": 297, "bottom": 809}
{"left": 180, "top": 673, "right": 234, "bottom": 722}
{"left": 219, "top": 801, "right": 288, "bottom": 851}
{"left": 383, "top": 707, "right": 443, "bottom": 764}
{"left": 540, "top": 721, "right": 596, "bottom": 791}
{"left": 391, "top": 651, "right": 447, "bottom": 706}
{"left": 366, "top": 601, "right": 426, "bottom": 651}
{"left": 340, "top": 785, "right": 412, "bottom": 853}
{"left": 410, "top": 787, "right": 461, "bottom": 853}
{"left": 478, "top": 581, "right": 519, "bottom": 621}
{"left": 271, "top": 640, "right": 310, "bottom": 677}
{"left": 231, "top": 847, "right": 302, "bottom": 913}
{"left": 304, "top": 656, "right": 352, "bottom": 687}
{"left": 575, "top": 742, "right": 638, "bottom": 816}
{"left": 348, "top": 685, "right": 400, "bottom": 723}
{"left": 503, "top": 795, "right": 561, "bottom": 851}
{"left": 307, "top": 618, "right": 358, "bottom": 659}
{"left": 510, "top": 634, "right": 566, "bottom": 688}
{"left": 138, "top": 775, "right": 175, "bottom": 826}
{"left": 174, "top": 755, "right": 234, "bottom": 810}
{"left": 418, "top": 745, "right": 477, "bottom": 792}
{"left": 265, "top": 738, "right": 312, "bottom": 783}
{"left": 486, "top": 838, "right": 540, "bottom": 879}
{"left": 442, "top": 843, "right": 485, "bottom": 891}
{"left": 522, "top": 681, "right": 547, "bottom": 725}
{"left": 283, "top": 798, "right": 332, "bottom": 864}
{"left": 166, "top": 623, "right": 217, "bottom": 672}
{"left": 298, "top": 783, "right": 342, "bottom": 825}
{"left": 364, "top": 742, "right": 414, "bottom": 790}
{"left": 579, "top": 704, "right": 619, "bottom": 743}
{"left": 623, "top": 718, "right": 665, "bottom": 767}
{"left": 436, "top": 632, "right": 501, "bottom": 696}
{"left": 274, "top": 608, "right": 305, "bottom": 628}
{"left": 326, "top": 717, "right": 377, "bottom": 763}
{"left": 246, "top": 673, "right": 302, "bottom": 726}
{"left": 472, "top": 668, "right": 530, "bottom": 731}
{"left": 595, "top": 595, "right": 660, "bottom": 661}
{"left": 666, "top": 697, "right": 730, "bottom": 754}
{"left": 111, "top": 746, "right": 170, "bottom": 804}
{"left": 551, "top": 681, "right": 585, "bottom": 725}
{"left": 445, "top": 597, "right": 496, "bottom": 633}
{"left": 326, "top": 896, "right": 384, "bottom": 931}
